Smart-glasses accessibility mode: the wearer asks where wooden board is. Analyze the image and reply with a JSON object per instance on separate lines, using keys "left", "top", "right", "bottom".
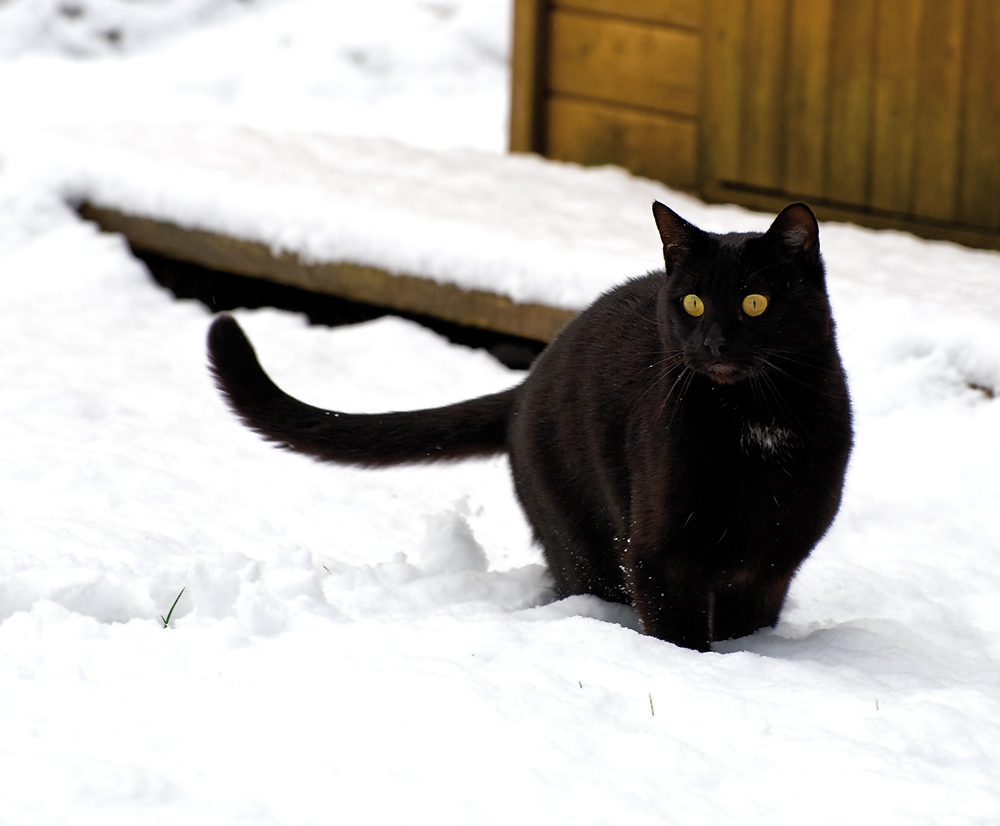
{"left": 552, "top": 0, "right": 700, "bottom": 30}
{"left": 910, "top": 0, "right": 966, "bottom": 221}
{"left": 959, "top": 0, "right": 1000, "bottom": 229}
{"left": 80, "top": 205, "right": 577, "bottom": 344}
{"left": 823, "top": 0, "right": 876, "bottom": 207}
{"left": 783, "top": 0, "right": 834, "bottom": 200}
{"left": 869, "top": 0, "right": 922, "bottom": 214}
{"left": 547, "top": 9, "right": 699, "bottom": 117}
{"left": 700, "top": 0, "right": 747, "bottom": 186}
{"left": 738, "top": 0, "right": 789, "bottom": 191}
{"left": 545, "top": 96, "right": 697, "bottom": 187}
{"left": 509, "top": 0, "right": 547, "bottom": 154}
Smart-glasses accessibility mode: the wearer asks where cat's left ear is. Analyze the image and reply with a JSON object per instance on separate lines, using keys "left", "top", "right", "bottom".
{"left": 766, "top": 203, "right": 820, "bottom": 264}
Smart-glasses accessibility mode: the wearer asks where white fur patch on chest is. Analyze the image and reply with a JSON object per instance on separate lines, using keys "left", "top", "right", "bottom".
{"left": 741, "top": 421, "right": 796, "bottom": 459}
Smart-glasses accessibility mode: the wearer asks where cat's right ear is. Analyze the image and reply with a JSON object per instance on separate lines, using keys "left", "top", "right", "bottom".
{"left": 652, "top": 201, "right": 695, "bottom": 272}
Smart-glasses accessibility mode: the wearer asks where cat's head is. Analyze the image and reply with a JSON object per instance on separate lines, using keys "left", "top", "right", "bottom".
{"left": 652, "top": 202, "right": 834, "bottom": 385}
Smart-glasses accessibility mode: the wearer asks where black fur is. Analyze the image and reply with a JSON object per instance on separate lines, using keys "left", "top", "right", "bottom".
{"left": 208, "top": 203, "right": 852, "bottom": 651}
{"left": 208, "top": 314, "right": 515, "bottom": 465}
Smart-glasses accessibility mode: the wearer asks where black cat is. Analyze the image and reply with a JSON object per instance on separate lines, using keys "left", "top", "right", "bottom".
{"left": 207, "top": 202, "right": 852, "bottom": 651}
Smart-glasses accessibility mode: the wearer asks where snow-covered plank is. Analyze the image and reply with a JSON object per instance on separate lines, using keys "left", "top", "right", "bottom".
{"left": 6, "top": 122, "right": 712, "bottom": 313}
{"left": 80, "top": 204, "right": 577, "bottom": 343}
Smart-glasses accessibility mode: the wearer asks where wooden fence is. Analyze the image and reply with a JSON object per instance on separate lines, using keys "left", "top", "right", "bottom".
{"left": 512, "top": 0, "right": 1000, "bottom": 249}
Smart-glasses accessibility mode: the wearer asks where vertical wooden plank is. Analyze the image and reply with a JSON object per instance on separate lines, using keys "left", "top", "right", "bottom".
{"left": 783, "top": 0, "right": 833, "bottom": 198}
{"left": 911, "top": 0, "right": 966, "bottom": 221}
{"left": 824, "top": 0, "right": 876, "bottom": 206}
{"left": 547, "top": 12, "right": 700, "bottom": 116}
{"left": 699, "top": 0, "right": 748, "bottom": 187}
{"left": 738, "top": 0, "right": 789, "bottom": 191}
{"left": 869, "top": 0, "right": 922, "bottom": 214}
{"left": 959, "top": 0, "right": 1000, "bottom": 229}
{"left": 509, "top": 0, "right": 547, "bottom": 153}
{"left": 546, "top": 98, "right": 698, "bottom": 188}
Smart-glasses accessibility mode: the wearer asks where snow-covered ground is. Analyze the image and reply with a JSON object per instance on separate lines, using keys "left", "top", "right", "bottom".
{"left": 3, "top": 1, "right": 1000, "bottom": 823}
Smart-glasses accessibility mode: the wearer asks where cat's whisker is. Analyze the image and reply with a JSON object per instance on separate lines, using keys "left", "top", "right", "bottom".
{"left": 758, "top": 343, "right": 847, "bottom": 373}
{"left": 651, "top": 364, "right": 689, "bottom": 415}
{"left": 754, "top": 368, "right": 802, "bottom": 430}
{"left": 632, "top": 351, "right": 687, "bottom": 406}
{"left": 747, "top": 373, "right": 770, "bottom": 418}
{"left": 657, "top": 366, "right": 695, "bottom": 430}
{"left": 757, "top": 354, "right": 845, "bottom": 401}
{"left": 757, "top": 347, "right": 836, "bottom": 373}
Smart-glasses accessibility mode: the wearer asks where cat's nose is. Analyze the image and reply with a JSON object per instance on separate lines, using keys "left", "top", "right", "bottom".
{"left": 704, "top": 329, "right": 729, "bottom": 358}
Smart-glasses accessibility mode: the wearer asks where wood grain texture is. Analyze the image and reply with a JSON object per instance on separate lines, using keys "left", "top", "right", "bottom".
{"left": 552, "top": 0, "right": 700, "bottom": 28}
{"left": 959, "top": 0, "right": 1000, "bottom": 229}
{"left": 546, "top": 95, "right": 697, "bottom": 187}
{"left": 824, "top": 0, "right": 876, "bottom": 206}
{"left": 700, "top": 0, "right": 747, "bottom": 186}
{"left": 80, "top": 205, "right": 576, "bottom": 343}
{"left": 784, "top": 0, "right": 833, "bottom": 199}
{"left": 738, "top": 0, "right": 789, "bottom": 191}
{"left": 911, "top": 0, "right": 966, "bottom": 221}
{"left": 511, "top": 0, "right": 1000, "bottom": 242}
{"left": 509, "top": 0, "right": 548, "bottom": 153}
{"left": 870, "top": 0, "right": 923, "bottom": 214}
{"left": 547, "top": 9, "right": 699, "bottom": 117}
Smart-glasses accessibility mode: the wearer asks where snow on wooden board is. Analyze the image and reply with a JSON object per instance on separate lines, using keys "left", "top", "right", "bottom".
{"left": 10, "top": 119, "right": 1000, "bottom": 328}
{"left": 3, "top": 122, "right": 749, "bottom": 312}
{"left": 79, "top": 202, "right": 576, "bottom": 342}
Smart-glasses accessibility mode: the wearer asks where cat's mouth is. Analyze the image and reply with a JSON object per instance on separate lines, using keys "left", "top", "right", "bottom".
{"left": 705, "top": 362, "right": 745, "bottom": 384}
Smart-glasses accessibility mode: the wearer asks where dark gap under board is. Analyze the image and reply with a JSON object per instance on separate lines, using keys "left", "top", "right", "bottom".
{"left": 139, "top": 249, "right": 546, "bottom": 371}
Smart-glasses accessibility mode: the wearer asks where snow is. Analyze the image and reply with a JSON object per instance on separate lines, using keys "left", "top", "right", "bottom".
{"left": 3, "top": 1, "right": 1000, "bottom": 823}
{"left": 3, "top": 122, "right": 675, "bottom": 308}
{"left": 0, "top": 0, "right": 509, "bottom": 151}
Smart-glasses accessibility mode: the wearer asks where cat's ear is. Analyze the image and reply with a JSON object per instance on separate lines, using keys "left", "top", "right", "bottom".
{"left": 652, "top": 201, "right": 697, "bottom": 271}
{"left": 766, "top": 203, "right": 820, "bottom": 264}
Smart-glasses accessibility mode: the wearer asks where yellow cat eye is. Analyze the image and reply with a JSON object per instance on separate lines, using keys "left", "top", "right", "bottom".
{"left": 683, "top": 294, "right": 705, "bottom": 317}
{"left": 742, "top": 294, "right": 769, "bottom": 317}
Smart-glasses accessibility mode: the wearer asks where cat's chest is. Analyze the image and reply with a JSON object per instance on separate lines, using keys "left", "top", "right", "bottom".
{"left": 679, "top": 386, "right": 802, "bottom": 464}
{"left": 739, "top": 419, "right": 798, "bottom": 462}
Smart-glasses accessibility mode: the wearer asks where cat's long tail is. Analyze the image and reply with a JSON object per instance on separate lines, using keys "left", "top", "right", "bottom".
{"left": 207, "top": 314, "right": 517, "bottom": 467}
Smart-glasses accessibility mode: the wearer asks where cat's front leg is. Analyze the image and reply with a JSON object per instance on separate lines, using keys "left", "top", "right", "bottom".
{"left": 623, "top": 546, "right": 713, "bottom": 651}
{"left": 711, "top": 570, "right": 794, "bottom": 642}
